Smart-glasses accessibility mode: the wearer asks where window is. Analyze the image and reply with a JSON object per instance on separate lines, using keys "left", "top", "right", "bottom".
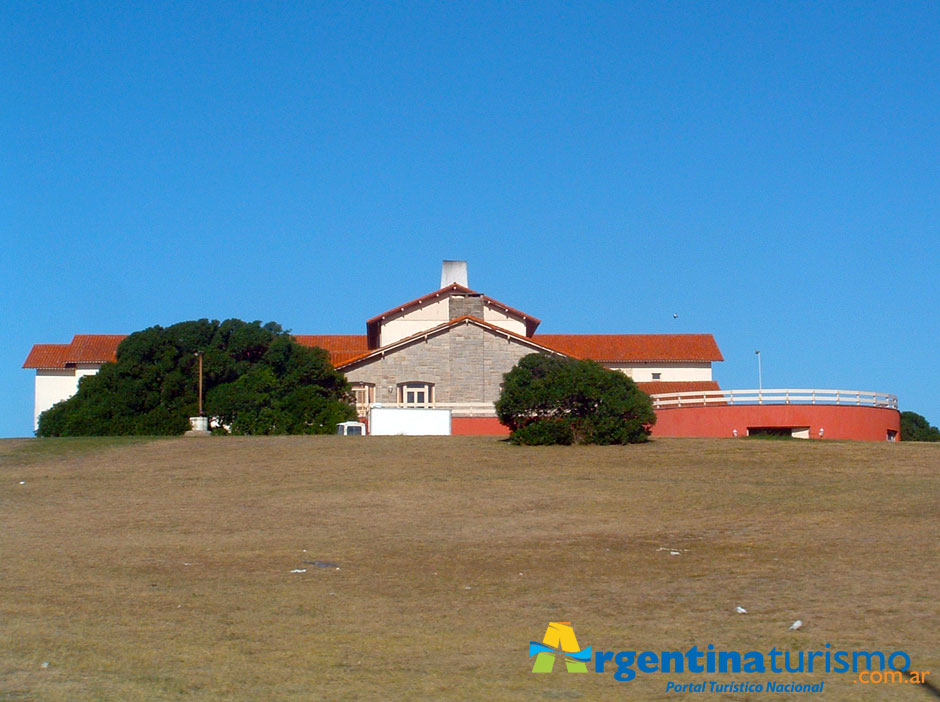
{"left": 350, "top": 383, "right": 375, "bottom": 411}
{"left": 651, "top": 372, "right": 662, "bottom": 380}
{"left": 398, "top": 382, "right": 433, "bottom": 407}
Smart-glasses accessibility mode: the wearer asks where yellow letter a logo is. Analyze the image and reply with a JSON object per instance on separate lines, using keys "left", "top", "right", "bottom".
{"left": 531, "top": 622, "right": 588, "bottom": 673}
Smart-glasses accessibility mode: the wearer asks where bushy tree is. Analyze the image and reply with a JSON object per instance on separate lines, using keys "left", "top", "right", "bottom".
{"left": 495, "top": 353, "right": 656, "bottom": 445}
{"left": 37, "top": 319, "right": 356, "bottom": 436}
{"left": 900, "top": 411, "right": 940, "bottom": 442}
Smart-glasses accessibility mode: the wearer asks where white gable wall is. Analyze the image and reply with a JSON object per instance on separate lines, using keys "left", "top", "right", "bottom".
{"left": 482, "top": 302, "right": 527, "bottom": 336}
{"left": 34, "top": 370, "right": 78, "bottom": 430}
{"left": 33, "top": 364, "right": 103, "bottom": 430}
{"left": 378, "top": 298, "right": 450, "bottom": 346}
{"left": 378, "top": 295, "right": 531, "bottom": 346}
{"left": 605, "top": 362, "right": 713, "bottom": 382}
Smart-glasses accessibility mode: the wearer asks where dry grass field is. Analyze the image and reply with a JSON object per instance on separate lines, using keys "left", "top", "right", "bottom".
{"left": 1, "top": 436, "right": 937, "bottom": 701}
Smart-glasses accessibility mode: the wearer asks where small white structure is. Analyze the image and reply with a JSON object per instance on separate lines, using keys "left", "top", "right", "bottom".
{"left": 440, "top": 259, "right": 469, "bottom": 288}
{"left": 184, "top": 416, "right": 210, "bottom": 437}
{"left": 336, "top": 421, "right": 366, "bottom": 436}
{"left": 368, "top": 407, "right": 452, "bottom": 436}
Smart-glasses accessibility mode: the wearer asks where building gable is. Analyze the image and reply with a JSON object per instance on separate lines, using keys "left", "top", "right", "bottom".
{"left": 343, "top": 316, "right": 565, "bottom": 408}
{"left": 365, "top": 284, "right": 540, "bottom": 348}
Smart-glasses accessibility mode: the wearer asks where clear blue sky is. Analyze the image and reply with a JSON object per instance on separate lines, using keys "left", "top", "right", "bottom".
{"left": 2, "top": 1, "right": 938, "bottom": 437}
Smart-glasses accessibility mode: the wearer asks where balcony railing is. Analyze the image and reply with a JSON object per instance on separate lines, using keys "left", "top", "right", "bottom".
{"left": 649, "top": 388, "right": 898, "bottom": 410}
{"left": 355, "top": 390, "right": 899, "bottom": 415}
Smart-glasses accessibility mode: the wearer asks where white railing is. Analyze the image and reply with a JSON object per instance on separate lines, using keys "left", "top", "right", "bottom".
{"left": 356, "top": 402, "right": 497, "bottom": 417}
{"left": 649, "top": 388, "right": 898, "bottom": 410}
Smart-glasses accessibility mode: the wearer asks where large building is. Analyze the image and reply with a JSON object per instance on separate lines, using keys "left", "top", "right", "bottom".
{"left": 24, "top": 262, "right": 900, "bottom": 440}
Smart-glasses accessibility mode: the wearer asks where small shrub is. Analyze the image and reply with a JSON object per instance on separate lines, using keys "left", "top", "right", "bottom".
{"left": 496, "top": 353, "right": 655, "bottom": 445}
{"left": 510, "top": 419, "right": 574, "bottom": 446}
{"left": 900, "top": 411, "right": 940, "bottom": 442}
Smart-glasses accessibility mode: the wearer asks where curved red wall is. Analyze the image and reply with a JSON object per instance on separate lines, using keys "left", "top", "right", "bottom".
{"left": 651, "top": 405, "right": 900, "bottom": 442}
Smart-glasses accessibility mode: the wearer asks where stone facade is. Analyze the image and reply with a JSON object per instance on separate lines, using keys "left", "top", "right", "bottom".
{"left": 344, "top": 319, "right": 553, "bottom": 411}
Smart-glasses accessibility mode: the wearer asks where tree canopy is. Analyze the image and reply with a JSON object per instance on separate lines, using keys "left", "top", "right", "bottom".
{"left": 899, "top": 411, "right": 940, "bottom": 442}
{"left": 37, "top": 319, "right": 356, "bottom": 436}
{"left": 495, "top": 353, "right": 656, "bottom": 445}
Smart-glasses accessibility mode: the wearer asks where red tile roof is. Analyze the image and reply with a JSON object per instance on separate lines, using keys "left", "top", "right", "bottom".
{"left": 68, "top": 334, "right": 126, "bottom": 363}
{"left": 26, "top": 331, "right": 724, "bottom": 369}
{"left": 636, "top": 381, "right": 722, "bottom": 395}
{"left": 22, "top": 344, "right": 73, "bottom": 369}
{"left": 338, "top": 320, "right": 726, "bottom": 370}
{"left": 293, "top": 335, "right": 369, "bottom": 366}
{"left": 24, "top": 333, "right": 372, "bottom": 369}
{"left": 532, "top": 334, "right": 724, "bottom": 362}
{"left": 22, "top": 335, "right": 125, "bottom": 369}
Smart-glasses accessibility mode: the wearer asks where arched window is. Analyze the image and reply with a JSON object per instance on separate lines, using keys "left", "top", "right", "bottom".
{"left": 398, "top": 382, "right": 433, "bottom": 407}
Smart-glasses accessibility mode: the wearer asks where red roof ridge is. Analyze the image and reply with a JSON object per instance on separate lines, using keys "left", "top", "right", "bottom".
{"left": 70, "top": 333, "right": 126, "bottom": 339}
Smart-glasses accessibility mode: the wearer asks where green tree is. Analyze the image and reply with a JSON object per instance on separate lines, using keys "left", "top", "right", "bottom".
{"left": 899, "top": 411, "right": 940, "bottom": 442}
{"left": 495, "top": 353, "right": 656, "bottom": 445}
{"left": 37, "top": 319, "right": 356, "bottom": 436}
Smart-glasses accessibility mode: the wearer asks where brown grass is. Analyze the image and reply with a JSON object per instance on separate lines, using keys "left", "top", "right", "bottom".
{"left": 1, "top": 436, "right": 937, "bottom": 701}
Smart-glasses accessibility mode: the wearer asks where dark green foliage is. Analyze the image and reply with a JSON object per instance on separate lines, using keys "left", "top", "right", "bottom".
{"left": 495, "top": 353, "right": 656, "bottom": 445}
{"left": 510, "top": 419, "right": 574, "bottom": 446}
{"left": 37, "top": 319, "right": 356, "bottom": 436}
{"left": 899, "top": 411, "right": 940, "bottom": 442}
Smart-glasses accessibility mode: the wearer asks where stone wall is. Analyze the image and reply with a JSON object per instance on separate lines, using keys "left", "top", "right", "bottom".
{"left": 344, "top": 321, "right": 544, "bottom": 412}
{"left": 448, "top": 294, "right": 485, "bottom": 320}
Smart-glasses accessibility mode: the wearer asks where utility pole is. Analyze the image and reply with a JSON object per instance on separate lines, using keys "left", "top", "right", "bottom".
{"left": 755, "top": 350, "right": 762, "bottom": 400}
{"left": 196, "top": 352, "right": 204, "bottom": 416}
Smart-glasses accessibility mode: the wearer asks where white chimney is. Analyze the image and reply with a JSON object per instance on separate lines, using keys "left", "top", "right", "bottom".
{"left": 441, "top": 260, "right": 468, "bottom": 288}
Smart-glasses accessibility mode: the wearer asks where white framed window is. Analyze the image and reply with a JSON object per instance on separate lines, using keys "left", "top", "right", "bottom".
{"left": 651, "top": 372, "right": 662, "bottom": 380}
{"left": 350, "top": 383, "right": 375, "bottom": 410}
{"left": 398, "top": 382, "right": 433, "bottom": 407}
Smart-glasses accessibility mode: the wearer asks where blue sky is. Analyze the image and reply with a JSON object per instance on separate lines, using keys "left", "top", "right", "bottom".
{"left": 2, "top": 1, "right": 938, "bottom": 437}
